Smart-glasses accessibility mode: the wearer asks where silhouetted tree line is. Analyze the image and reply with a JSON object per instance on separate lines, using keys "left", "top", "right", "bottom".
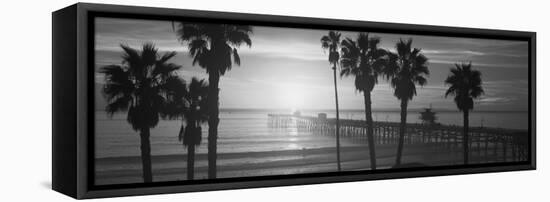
{"left": 101, "top": 22, "right": 252, "bottom": 182}
{"left": 320, "top": 31, "right": 483, "bottom": 169}
{"left": 99, "top": 24, "right": 483, "bottom": 183}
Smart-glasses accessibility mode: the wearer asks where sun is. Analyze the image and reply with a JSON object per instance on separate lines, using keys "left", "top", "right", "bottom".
{"left": 279, "top": 84, "right": 305, "bottom": 111}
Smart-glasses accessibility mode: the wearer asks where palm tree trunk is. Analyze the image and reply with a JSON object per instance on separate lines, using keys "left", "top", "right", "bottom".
{"left": 363, "top": 91, "right": 376, "bottom": 170}
{"left": 463, "top": 110, "right": 469, "bottom": 165}
{"left": 187, "top": 144, "right": 195, "bottom": 180}
{"left": 208, "top": 71, "right": 220, "bottom": 179}
{"left": 139, "top": 128, "right": 152, "bottom": 183}
{"left": 332, "top": 64, "right": 341, "bottom": 171}
{"left": 395, "top": 99, "right": 408, "bottom": 166}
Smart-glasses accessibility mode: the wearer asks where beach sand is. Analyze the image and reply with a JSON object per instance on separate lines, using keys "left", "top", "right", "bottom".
{"left": 95, "top": 142, "right": 509, "bottom": 185}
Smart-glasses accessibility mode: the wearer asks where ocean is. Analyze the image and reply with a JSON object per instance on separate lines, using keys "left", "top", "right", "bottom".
{"left": 95, "top": 109, "right": 527, "bottom": 159}
{"left": 94, "top": 109, "right": 527, "bottom": 183}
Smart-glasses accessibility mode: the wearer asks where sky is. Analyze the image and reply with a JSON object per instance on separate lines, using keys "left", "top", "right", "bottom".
{"left": 94, "top": 17, "right": 529, "bottom": 112}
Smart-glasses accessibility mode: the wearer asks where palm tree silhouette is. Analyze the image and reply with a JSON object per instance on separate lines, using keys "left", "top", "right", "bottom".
{"left": 321, "top": 31, "right": 342, "bottom": 171}
{"left": 340, "top": 33, "right": 388, "bottom": 170}
{"left": 384, "top": 39, "right": 429, "bottom": 167}
{"left": 174, "top": 23, "right": 252, "bottom": 179}
{"left": 100, "top": 43, "right": 186, "bottom": 183}
{"left": 444, "top": 62, "right": 484, "bottom": 164}
{"left": 164, "top": 77, "right": 209, "bottom": 180}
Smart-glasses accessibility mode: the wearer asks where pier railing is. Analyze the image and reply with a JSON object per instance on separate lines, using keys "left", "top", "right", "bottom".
{"left": 268, "top": 114, "right": 529, "bottom": 163}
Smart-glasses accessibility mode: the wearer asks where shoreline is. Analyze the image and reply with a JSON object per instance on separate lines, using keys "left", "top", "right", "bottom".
{"left": 95, "top": 142, "right": 513, "bottom": 185}
{"left": 94, "top": 113, "right": 528, "bottom": 186}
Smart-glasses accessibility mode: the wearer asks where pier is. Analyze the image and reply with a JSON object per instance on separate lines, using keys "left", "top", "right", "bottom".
{"left": 268, "top": 114, "right": 529, "bottom": 163}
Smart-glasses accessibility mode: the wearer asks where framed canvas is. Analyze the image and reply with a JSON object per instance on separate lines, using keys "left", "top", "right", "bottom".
{"left": 52, "top": 3, "right": 536, "bottom": 199}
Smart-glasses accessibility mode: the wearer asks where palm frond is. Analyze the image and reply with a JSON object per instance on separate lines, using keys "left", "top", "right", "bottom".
{"left": 175, "top": 23, "right": 252, "bottom": 75}
{"left": 357, "top": 33, "right": 369, "bottom": 50}
{"left": 227, "top": 25, "right": 253, "bottom": 47}
{"left": 339, "top": 33, "right": 388, "bottom": 92}
{"left": 175, "top": 23, "right": 205, "bottom": 42}
{"left": 153, "top": 63, "right": 181, "bottom": 79}
{"left": 120, "top": 44, "right": 143, "bottom": 78}
{"left": 178, "top": 123, "right": 185, "bottom": 142}
{"left": 100, "top": 65, "right": 130, "bottom": 83}
{"left": 385, "top": 39, "right": 430, "bottom": 101}
{"left": 444, "top": 62, "right": 484, "bottom": 111}
{"left": 105, "top": 95, "right": 132, "bottom": 116}
{"left": 100, "top": 43, "right": 187, "bottom": 130}
{"left": 232, "top": 48, "right": 241, "bottom": 66}
{"left": 157, "top": 51, "right": 177, "bottom": 64}
{"left": 140, "top": 43, "right": 159, "bottom": 67}
{"left": 321, "top": 36, "right": 331, "bottom": 49}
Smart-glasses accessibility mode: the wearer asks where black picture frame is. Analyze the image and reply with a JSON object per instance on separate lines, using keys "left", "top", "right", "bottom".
{"left": 52, "top": 3, "right": 536, "bottom": 199}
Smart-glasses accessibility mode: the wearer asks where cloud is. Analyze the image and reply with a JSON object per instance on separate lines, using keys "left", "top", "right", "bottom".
{"left": 422, "top": 49, "right": 486, "bottom": 56}
{"left": 93, "top": 17, "right": 529, "bottom": 111}
{"left": 478, "top": 97, "right": 513, "bottom": 104}
{"left": 429, "top": 59, "right": 525, "bottom": 69}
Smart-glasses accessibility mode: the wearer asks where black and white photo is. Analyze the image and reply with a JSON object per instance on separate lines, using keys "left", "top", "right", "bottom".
{"left": 93, "top": 16, "right": 530, "bottom": 186}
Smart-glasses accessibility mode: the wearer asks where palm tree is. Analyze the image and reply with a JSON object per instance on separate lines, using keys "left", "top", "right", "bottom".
{"left": 444, "top": 62, "right": 484, "bottom": 165}
{"left": 321, "top": 31, "right": 342, "bottom": 171}
{"left": 164, "top": 78, "right": 209, "bottom": 180}
{"left": 175, "top": 23, "right": 252, "bottom": 179}
{"left": 384, "top": 39, "right": 429, "bottom": 167}
{"left": 100, "top": 43, "right": 186, "bottom": 183}
{"left": 340, "top": 33, "right": 388, "bottom": 170}
{"left": 180, "top": 78, "right": 209, "bottom": 180}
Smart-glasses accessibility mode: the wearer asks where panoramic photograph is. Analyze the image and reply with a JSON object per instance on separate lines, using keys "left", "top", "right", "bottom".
{"left": 93, "top": 17, "right": 530, "bottom": 185}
